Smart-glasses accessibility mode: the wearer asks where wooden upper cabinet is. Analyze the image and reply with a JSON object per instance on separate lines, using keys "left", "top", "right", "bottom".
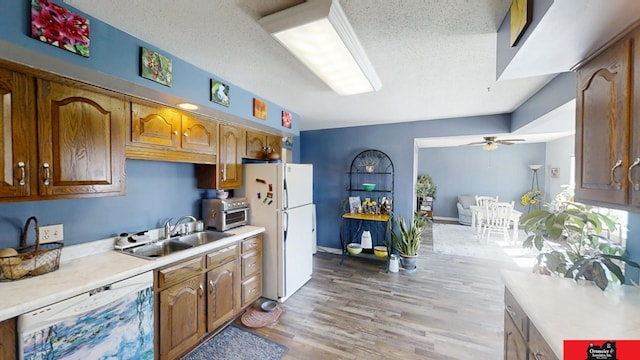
{"left": 575, "top": 37, "right": 631, "bottom": 206}
{"left": 217, "top": 123, "right": 245, "bottom": 189}
{"left": 181, "top": 114, "right": 217, "bottom": 154}
{"left": 246, "top": 130, "right": 267, "bottom": 159}
{"left": 131, "top": 102, "right": 181, "bottom": 148}
{"left": 128, "top": 102, "right": 217, "bottom": 165}
{"left": 0, "top": 68, "right": 35, "bottom": 199}
{"left": 246, "top": 131, "right": 282, "bottom": 160}
{"left": 631, "top": 30, "right": 640, "bottom": 208}
{"left": 267, "top": 135, "right": 282, "bottom": 158}
{"left": 36, "top": 79, "right": 126, "bottom": 197}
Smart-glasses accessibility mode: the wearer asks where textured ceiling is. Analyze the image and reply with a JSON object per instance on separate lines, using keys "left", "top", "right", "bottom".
{"left": 64, "top": 0, "right": 556, "bottom": 132}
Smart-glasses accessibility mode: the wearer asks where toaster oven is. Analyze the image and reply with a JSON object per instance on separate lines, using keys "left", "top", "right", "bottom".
{"left": 202, "top": 197, "right": 249, "bottom": 231}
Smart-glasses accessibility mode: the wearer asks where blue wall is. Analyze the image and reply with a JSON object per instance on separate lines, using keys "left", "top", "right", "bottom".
{"left": 0, "top": 160, "right": 217, "bottom": 248}
{"left": 301, "top": 114, "right": 512, "bottom": 250}
{"left": 418, "top": 143, "right": 546, "bottom": 218}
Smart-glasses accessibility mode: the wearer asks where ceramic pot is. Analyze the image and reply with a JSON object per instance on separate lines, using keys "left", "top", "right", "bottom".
{"left": 266, "top": 149, "right": 280, "bottom": 160}
{"left": 400, "top": 254, "right": 418, "bottom": 270}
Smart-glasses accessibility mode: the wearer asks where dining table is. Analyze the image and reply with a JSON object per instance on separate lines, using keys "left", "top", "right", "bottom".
{"left": 469, "top": 205, "right": 523, "bottom": 243}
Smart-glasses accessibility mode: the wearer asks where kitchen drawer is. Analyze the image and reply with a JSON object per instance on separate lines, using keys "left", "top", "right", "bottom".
{"left": 241, "top": 251, "right": 261, "bottom": 280}
{"left": 206, "top": 244, "right": 238, "bottom": 269}
{"left": 157, "top": 256, "right": 203, "bottom": 288}
{"left": 241, "top": 275, "right": 262, "bottom": 306}
{"left": 241, "top": 236, "right": 261, "bottom": 254}
{"left": 505, "top": 289, "right": 528, "bottom": 339}
{"left": 529, "top": 322, "right": 558, "bottom": 360}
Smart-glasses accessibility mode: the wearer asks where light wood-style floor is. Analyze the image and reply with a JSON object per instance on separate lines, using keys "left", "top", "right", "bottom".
{"left": 239, "top": 222, "right": 525, "bottom": 359}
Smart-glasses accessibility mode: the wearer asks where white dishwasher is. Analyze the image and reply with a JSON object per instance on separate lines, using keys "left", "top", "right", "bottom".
{"left": 18, "top": 271, "right": 154, "bottom": 360}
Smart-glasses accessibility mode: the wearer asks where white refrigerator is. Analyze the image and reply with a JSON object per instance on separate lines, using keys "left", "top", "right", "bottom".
{"left": 241, "top": 163, "right": 314, "bottom": 303}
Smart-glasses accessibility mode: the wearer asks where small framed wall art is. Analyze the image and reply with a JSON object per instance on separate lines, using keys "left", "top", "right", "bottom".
{"left": 282, "top": 110, "right": 292, "bottom": 128}
{"left": 31, "top": 0, "right": 91, "bottom": 57}
{"left": 253, "top": 98, "right": 266, "bottom": 120}
{"left": 550, "top": 167, "right": 559, "bottom": 178}
{"left": 140, "top": 47, "right": 172, "bottom": 87}
{"left": 210, "top": 79, "right": 230, "bottom": 107}
{"left": 510, "top": 0, "right": 532, "bottom": 47}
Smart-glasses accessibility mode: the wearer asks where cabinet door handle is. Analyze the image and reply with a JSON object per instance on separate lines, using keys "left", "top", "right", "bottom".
{"left": 209, "top": 280, "right": 214, "bottom": 293}
{"left": 610, "top": 159, "right": 622, "bottom": 190}
{"left": 533, "top": 351, "right": 545, "bottom": 360}
{"left": 18, "top": 161, "right": 26, "bottom": 186}
{"left": 172, "top": 130, "right": 178, "bottom": 136}
{"left": 505, "top": 305, "right": 517, "bottom": 318}
{"left": 629, "top": 157, "right": 640, "bottom": 191}
{"left": 199, "top": 283, "right": 204, "bottom": 297}
{"left": 43, "top": 162, "right": 50, "bottom": 186}
{"left": 183, "top": 132, "right": 189, "bottom": 137}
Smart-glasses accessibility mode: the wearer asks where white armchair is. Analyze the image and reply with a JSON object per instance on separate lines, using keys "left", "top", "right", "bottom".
{"left": 456, "top": 195, "right": 476, "bottom": 225}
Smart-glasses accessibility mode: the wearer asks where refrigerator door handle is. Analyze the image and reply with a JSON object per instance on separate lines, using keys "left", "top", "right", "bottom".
{"left": 283, "top": 178, "right": 289, "bottom": 209}
{"left": 283, "top": 211, "right": 289, "bottom": 243}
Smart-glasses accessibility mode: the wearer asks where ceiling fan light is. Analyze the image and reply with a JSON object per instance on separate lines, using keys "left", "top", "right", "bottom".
{"left": 259, "top": 0, "right": 381, "bottom": 96}
{"left": 483, "top": 143, "right": 498, "bottom": 151}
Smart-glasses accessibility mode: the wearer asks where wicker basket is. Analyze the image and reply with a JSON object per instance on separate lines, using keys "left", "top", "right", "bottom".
{"left": 0, "top": 216, "right": 63, "bottom": 281}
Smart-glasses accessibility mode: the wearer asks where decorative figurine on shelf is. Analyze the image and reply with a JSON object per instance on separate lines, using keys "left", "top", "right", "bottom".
{"left": 380, "top": 197, "right": 392, "bottom": 215}
{"left": 361, "top": 199, "right": 379, "bottom": 214}
{"left": 359, "top": 159, "right": 376, "bottom": 173}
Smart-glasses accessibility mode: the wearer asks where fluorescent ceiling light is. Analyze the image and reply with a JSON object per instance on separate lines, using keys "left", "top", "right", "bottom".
{"left": 483, "top": 143, "right": 498, "bottom": 151}
{"left": 260, "top": 0, "right": 381, "bottom": 96}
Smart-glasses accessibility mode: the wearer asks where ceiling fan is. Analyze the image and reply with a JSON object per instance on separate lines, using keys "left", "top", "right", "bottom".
{"left": 467, "top": 136, "right": 525, "bottom": 151}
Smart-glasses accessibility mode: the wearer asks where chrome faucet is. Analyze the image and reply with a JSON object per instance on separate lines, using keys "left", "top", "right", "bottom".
{"left": 164, "top": 215, "right": 198, "bottom": 239}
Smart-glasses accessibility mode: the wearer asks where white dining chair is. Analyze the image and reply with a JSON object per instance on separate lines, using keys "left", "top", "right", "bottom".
{"left": 480, "top": 201, "right": 514, "bottom": 243}
{"left": 474, "top": 195, "right": 498, "bottom": 237}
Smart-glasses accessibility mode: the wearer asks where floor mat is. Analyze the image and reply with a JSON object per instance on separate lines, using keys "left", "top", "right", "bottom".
{"left": 181, "top": 324, "right": 288, "bottom": 360}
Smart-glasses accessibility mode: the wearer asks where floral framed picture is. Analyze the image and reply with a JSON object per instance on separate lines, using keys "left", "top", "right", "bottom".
{"left": 210, "top": 79, "right": 230, "bottom": 107}
{"left": 140, "top": 47, "right": 172, "bottom": 87}
{"left": 282, "top": 110, "right": 292, "bottom": 128}
{"left": 253, "top": 98, "right": 266, "bottom": 120}
{"left": 31, "top": 0, "right": 91, "bottom": 57}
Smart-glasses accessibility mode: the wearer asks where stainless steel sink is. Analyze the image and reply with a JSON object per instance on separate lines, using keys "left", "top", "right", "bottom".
{"left": 124, "top": 239, "right": 194, "bottom": 259}
{"left": 176, "top": 231, "right": 233, "bottom": 246}
{"left": 120, "top": 231, "right": 234, "bottom": 259}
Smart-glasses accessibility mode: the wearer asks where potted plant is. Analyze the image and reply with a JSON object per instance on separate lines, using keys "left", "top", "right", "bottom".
{"left": 390, "top": 212, "right": 425, "bottom": 270}
{"left": 520, "top": 201, "right": 640, "bottom": 290}
{"left": 416, "top": 175, "right": 436, "bottom": 198}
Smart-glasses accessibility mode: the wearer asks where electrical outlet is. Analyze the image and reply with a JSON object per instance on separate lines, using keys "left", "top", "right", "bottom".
{"left": 39, "top": 224, "right": 64, "bottom": 244}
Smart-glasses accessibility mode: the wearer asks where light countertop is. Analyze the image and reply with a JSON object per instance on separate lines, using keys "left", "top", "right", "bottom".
{"left": 0, "top": 225, "right": 265, "bottom": 322}
{"left": 502, "top": 270, "right": 640, "bottom": 358}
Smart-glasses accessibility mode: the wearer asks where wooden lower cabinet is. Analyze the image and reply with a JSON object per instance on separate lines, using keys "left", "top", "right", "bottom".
{"left": 504, "top": 313, "right": 527, "bottom": 360}
{"left": 207, "top": 260, "right": 239, "bottom": 332}
{"left": 159, "top": 274, "right": 206, "bottom": 360}
{"left": 241, "top": 235, "right": 263, "bottom": 307}
{"left": 528, "top": 322, "right": 558, "bottom": 360}
{"left": 504, "top": 288, "right": 558, "bottom": 360}
{"left": 0, "top": 318, "right": 16, "bottom": 360}
{"left": 157, "top": 236, "right": 261, "bottom": 360}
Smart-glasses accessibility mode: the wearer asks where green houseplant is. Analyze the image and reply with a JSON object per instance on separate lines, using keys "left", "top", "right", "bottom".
{"left": 416, "top": 175, "right": 436, "bottom": 198}
{"left": 520, "top": 201, "right": 639, "bottom": 290}
{"left": 391, "top": 212, "right": 426, "bottom": 270}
